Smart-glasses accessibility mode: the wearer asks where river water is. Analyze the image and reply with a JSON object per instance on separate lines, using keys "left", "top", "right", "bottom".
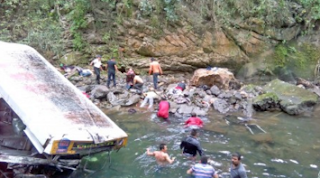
{"left": 69, "top": 106, "right": 320, "bottom": 178}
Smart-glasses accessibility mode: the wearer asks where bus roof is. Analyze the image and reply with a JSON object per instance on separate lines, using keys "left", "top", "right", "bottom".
{"left": 0, "top": 41, "right": 127, "bottom": 154}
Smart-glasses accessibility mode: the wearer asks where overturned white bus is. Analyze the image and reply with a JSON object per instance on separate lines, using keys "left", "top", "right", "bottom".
{"left": 0, "top": 41, "right": 128, "bottom": 177}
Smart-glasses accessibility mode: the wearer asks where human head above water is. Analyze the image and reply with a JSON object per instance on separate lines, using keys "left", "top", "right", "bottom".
{"left": 151, "top": 57, "right": 155, "bottom": 62}
{"left": 200, "top": 156, "right": 208, "bottom": 164}
{"left": 232, "top": 152, "right": 242, "bottom": 160}
{"left": 191, "top": 129, "right": 198, "bottom": 137}
{"left": 231, "top": 152, "right": 242, "bottom": 166}
{"left": 159, "top": 143, "right": 167, "bottom": 151}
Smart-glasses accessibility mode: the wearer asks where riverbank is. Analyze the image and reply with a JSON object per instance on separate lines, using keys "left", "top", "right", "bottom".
{"left": 61, "top": 64, "right": 319, "bottom": 119}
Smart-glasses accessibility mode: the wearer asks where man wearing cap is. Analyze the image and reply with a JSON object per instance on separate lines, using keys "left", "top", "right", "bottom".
{"left": 90, "top": 55, "right": 103, "bottom": 84}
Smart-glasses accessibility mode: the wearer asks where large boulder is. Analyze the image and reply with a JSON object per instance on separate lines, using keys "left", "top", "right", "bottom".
{"left": 260, "top": 79, "right": 318, "bottom": 115}
{"left": 253, "top": 92, "right": 281, "bottom": 112}
{"left": 91, "top": 85, "right": 110, "bottom": 99}
{"left": 121, "top": 94, "right": 140, "bottom": 107}
{"left": 190, "top": 68, "right": 240, "bottom": 89}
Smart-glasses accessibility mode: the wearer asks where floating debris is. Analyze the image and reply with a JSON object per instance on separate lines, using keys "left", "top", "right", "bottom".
{"left": 254, "top": 163, "right": 267, "bottom": 166}
{"left": 289, "top": 159, "right": 299, "bottom": 164}
{"left": 271, "top": 159, "right": 286, "bottom": 163}
{"left": 310, "top": 164, "right": 318, "bottom": 168}
{"left": 218, "top": 151, "right": 230, "bottom": 155}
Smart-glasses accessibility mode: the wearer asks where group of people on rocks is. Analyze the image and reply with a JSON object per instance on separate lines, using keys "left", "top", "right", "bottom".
{"left": 146, "top": 129, "right": 247, "bottom": 178}
{"left": 63, "top": 54, "right": 248, "bottom": 178}
{"left": 89, "top": 55, "right": 163, "bottom": 92}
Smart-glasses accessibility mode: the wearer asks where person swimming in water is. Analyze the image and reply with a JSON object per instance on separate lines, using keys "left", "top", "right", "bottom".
{"left": 146, "top": 143, "right": 175, "bottom": 166}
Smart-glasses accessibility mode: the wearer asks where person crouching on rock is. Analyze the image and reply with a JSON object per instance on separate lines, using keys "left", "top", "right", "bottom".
{"left": 157, "top": 96, "right": 170, "bottom": 120}
{"left": 132, "top": 75, "right": 144, "bottom": 93}
{"left": 140, "top": 87, "right": 160, "bottom": 110}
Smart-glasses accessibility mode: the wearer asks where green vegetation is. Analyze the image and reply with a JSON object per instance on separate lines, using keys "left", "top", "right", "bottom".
{"left": 1, "top": 0, "right": 320, "bottom": 68}
{"left": 272, "top": 43, "right": 320, "bottom": 79}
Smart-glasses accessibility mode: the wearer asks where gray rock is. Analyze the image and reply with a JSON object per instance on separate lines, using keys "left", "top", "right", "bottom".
{"left": 218, "top": 91, "right": 232, "bottom": 99}
{"left": 78, "top": 85, "right": 93, "bottom": 93}
{"left": 213, "top": 98, "right": 230, "bottom": 114}
{"left": 91, "top": 85, "right": 110, "bottom": 99}
{"left": 121, "top": 94, "right": 140, "bottom": 106}
{"left": 206, "top": 89, "right": 212, "bottom": 95}
{"left": 83, "top": 77, "right": 93, "bottom": 85}
{"left": 177, "top": 104, "right": 193, "bottom": 115}
{"left": 169, "top": 101, "right": 178, "bottom": 113}
{"left": 70, "top": 76, "right": 83, "bottom": 82}
{"left": 259, "top": 79, "right": 319, "bottom": 115}
{"left": 210, "top": 85, "right": 221, "bottom": 96}
{"left": 192, "top": 106, "right": 208, "bottom": 116}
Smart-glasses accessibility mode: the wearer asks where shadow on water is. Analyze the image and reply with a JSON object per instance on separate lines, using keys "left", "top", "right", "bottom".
{"left": 70, "top": 106, "right": 320, "bottom": 178}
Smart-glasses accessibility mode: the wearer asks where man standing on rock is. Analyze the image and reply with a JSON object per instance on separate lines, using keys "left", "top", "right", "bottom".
{"left": 90, "top": 55, "right": 103, "bottom": 84}
{"left": 149, "top": 58, "right": 163, "bottom": 90}
{"left": 105, "top": 57, "right": 118, "bottom": 88}
{"left": 230, "top": 152, "right": 248, "bottom": 178}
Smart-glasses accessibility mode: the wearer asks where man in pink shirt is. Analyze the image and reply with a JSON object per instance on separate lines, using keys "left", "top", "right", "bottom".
{"left": 185, "top": 113, "right": 203, "bottom": 128}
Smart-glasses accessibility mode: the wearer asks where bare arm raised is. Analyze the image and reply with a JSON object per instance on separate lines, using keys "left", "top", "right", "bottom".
{"left": 146, "top": 148, "right": 155, "bottom": 156}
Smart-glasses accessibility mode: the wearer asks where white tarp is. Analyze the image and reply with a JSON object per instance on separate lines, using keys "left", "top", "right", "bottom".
{"left": 0, "top": 41, "right": 127, "bottom": 154}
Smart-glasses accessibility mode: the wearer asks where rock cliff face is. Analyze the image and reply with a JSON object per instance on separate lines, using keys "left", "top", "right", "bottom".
{"left": 3, "top": 0, "right": 320, "bottom": 78}
{"left": 75, "top": 0, "right": 320, "bottom": 77}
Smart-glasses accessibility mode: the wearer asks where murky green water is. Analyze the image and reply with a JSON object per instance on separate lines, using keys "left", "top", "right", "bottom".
{"left": 70, "top": 106, "right": 320, "bottom": 178}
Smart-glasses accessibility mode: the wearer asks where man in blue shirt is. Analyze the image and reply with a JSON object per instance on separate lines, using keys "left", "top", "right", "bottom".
{"left": 105, "top": 58, "right": 118, "bottom": 88}
{"left": 187, "top": 156, "right": 219, "bottom": 178}
{"left": 230, "top": 152, "right": 248, "bottom": 178}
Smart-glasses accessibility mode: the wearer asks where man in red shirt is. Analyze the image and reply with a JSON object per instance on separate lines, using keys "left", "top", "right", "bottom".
{"left": 157, "top": 97, "right": 170, "bottom": 119}
{"left": 185, "top": 112, "right": 203, "bottom": 128}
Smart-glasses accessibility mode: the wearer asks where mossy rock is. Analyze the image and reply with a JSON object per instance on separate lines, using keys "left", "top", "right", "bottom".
{"left": 253, "top": 92, "right": 279, "bottom": 103}
{"left": 241, "top": 84, "right": 258, "bottom": 93}
{"left": 59, "top": 52, "right": 82, "bottom": 66}
{"left": 262, "top": 79, "right": 318, "bottom": 115}
{"left": 253, "top": 92, "right": 280, "bottom": 111}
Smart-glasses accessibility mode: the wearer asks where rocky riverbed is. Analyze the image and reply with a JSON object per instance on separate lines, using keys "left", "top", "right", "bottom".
{"left": 63, "top": 66, "right": 320, "bottom": 119}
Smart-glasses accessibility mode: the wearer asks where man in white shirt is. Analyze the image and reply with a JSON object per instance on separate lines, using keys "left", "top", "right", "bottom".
{"left": 90, "top": 55, "right": 103, "bottom": 84}
{"left": 140, "top": 88, "right": 160, "bottom": 109}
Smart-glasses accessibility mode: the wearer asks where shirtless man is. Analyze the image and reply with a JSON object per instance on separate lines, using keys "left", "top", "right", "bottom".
{"left": 148, "top": 58, "right": 163, "bottom": 90}
{"left": 146, "top": 143, "right": 175, "bottom": 166}
{"left": 133, "top": 75, "right": 144, "bottom": 92}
